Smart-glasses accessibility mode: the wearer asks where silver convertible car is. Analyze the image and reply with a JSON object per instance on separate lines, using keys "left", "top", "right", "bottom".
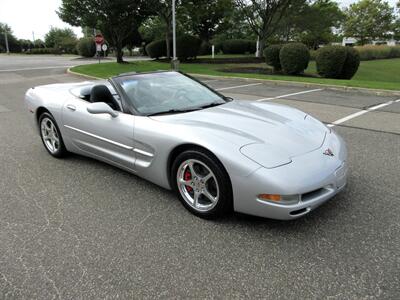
{"left": 25, "top": 71, "right": 347, "bottom": 220}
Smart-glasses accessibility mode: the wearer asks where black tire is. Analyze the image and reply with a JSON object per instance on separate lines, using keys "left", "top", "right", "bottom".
{"left": 38, "top": 112, "right": 68, "bottom": 158}
{"left": 171, "top": 148, "right": 233, "bottom": 219}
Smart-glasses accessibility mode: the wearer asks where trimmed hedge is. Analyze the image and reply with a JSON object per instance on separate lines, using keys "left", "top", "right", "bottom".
{"left": 146, "top": 36, "right": 201, "bottom": 60}
{"left": 199, "top": 41, "right": 211, "bottom": 55}
{"left": 26, "top": 48, "right": 61, "bottom": 55}
{"left": 76, "top": 38, "right": 96, "bottom": 58}
{"left": 316, "top": 46, "right": 360, "bottom": 79}
{"left": 222, "top": 39, "right": 256, "bottom": 54}
{"left": 355, "top": 45, "right": 400, "bottom": 61}
{"left": 264, "top": 44, "right": 282, "bottom": 71}
{"left": 279, "top": 43, "right": 310, "bottom": 74}
{"left": 176, "top": 35, "right": 201, "bottom": 60}
{"left": 146, "top": 39, "right": 167, "bottom": 59}
{"left": 316, "top": 46, "right": 347, "bottom": 78}
{"left": 341, "top": 47, "right": 360, "bottom": 79}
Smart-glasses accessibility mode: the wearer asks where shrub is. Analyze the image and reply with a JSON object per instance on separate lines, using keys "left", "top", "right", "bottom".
{"left": 247, "top": 40, "right": 256, "bottom": 54}
{"left": 213, "top": 41, "right": 223, "bottom": 54}
{"left": 316, "top": 46, "right": 347, "bottom": 79}
{"left": 263, "top": 44, "right": 282, "bottom": 71}
{"left": 315, "top": 46, "right": 360, "bottom": 79}
{"left": 176, "top": 35, "right": 201, "bottom": 60}
{"left": 222, "top": 39, "right": 250, "bottom": 54}
{"left": 27, "top": 48, "right": 61, "bottom": 55}
{"left": 279, "top": 43, "right": 310, "bottom": 74}
{"left": 76, "top": 38, "right": 96, "bottom": 58}
{"left": 340, "top": 47, "right": 360, "bottom": 80}
{"left": 199, "top": 41, "right": 211, "bottom": 55}
{"left": 355, "top": 45, "right": 400, "bottom": 60}
{"left": 146, "top": 39, "right": 167, "bottom": 59}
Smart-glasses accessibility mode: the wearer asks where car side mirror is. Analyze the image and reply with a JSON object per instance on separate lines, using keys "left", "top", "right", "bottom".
{"left": 87, "top": 102, "right": 119, "bottom": 118}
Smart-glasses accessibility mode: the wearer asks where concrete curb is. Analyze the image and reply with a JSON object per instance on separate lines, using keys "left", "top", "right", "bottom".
{"left": 191, "top": 74, "right": 400, "bottom": 97}
{"left": 67, "top": 67, "right": 102, "bottom": 80}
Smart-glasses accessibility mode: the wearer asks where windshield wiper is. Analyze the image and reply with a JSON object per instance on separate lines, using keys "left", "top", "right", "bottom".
{"left": 199, "top": 102, "right": 224, "bottom": 109}
{"left": 147, "top": 102, "right": 224, "bottom": 116}
{"left": 147, "top": 108, "right": 201, "bottom": 116}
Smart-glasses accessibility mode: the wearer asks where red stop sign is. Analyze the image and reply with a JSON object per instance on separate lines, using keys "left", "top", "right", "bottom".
{"left": 95, "top": 34, "right": 104, "bottom": 45}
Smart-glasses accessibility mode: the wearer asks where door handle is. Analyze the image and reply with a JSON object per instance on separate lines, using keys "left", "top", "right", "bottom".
{"left": 66, "top": 104, "right": 76, "bottom": 111}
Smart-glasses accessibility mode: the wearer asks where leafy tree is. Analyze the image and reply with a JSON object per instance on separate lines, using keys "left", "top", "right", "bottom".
{"left": 147, "top": 0, "right": 180, "bottom": 59}
{"left": 343, "top": 0, "right": 395, "bottom": 45}
{"left": 0, "top": 23, "right": 21, "bottom": 52}
{"left": 19, "top": 39, "right": 34, "bottom": 52}
{"left": 44, "top": 27, "right": 77, "bottom": 53}
{"left": 58, "top": 0, "right": 153, "bottom": 63}
{"left": 213, "top": 4, "right": 255, "bottom": 41}
{"left": 235, "top": 0, "right": 293, "bottom": 56}
{"left": 34, "top": 39, "right": 46, "bottom": 48}
{"left": 180, "top": 0, "right": 233, "bottom": 42}
{"left": 300, "top": 0, "right": 344, "bottom": 48}
{"left": 394, "top": 1, "right": 400, "bottom": 40}
{"left": 272, "top": 0, "right": 344, "bottom": 48}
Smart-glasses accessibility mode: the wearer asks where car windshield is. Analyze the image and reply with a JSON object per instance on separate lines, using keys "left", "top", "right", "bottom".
{"left": 113, "top": 71, "right": 226, "bottom": 115}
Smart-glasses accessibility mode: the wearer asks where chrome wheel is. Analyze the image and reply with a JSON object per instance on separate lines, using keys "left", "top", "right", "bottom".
{"left": 177, "top": 159, "right": 220, "bottom": 212}
{"left": 40, "top": 117, "right": 60, "bottom": 154}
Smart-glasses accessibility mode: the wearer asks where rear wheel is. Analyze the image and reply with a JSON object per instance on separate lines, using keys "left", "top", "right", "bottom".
{"left": 39, "top": 112, "right": 67, "bottom": 158}
{"left": 171, "top": 149, "right": 232, "bottom": 219}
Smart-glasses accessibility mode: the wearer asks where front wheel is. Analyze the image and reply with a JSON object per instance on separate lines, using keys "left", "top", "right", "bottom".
{"left": 171, "top": 149, "right": 232, "bottom": 219}
{"left": 39, "top": 112, "right": 68, "bottom": 158}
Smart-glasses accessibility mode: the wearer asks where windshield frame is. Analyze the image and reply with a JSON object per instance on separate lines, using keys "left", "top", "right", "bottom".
{"left": 110, "top": 71, "right": 230, "bottom": 116}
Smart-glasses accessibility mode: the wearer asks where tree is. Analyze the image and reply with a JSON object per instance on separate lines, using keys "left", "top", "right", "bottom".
{"left": 235, "top": 0, "right": 293, "bottom": 56}
{"left": 394, "top": 1, "right": 400, "bottom": 40}
{"left": 0, "top": 23, "right": 21, "bottom": 52}
{"left": 343, "top": 0, "right": 395, "bottom": 45}
{"left": 150, "top": 0, "right": 178, "bottom": 59}
{"left": 58, "top": 0, "right": 153, "bottom": 63}
{"left": 299, "top": 0, "right": 344, "bottom": 49}
{"left": 180, "top": 0, "right": 233, "bottom": 42}
{"left": 44, "top": 27, "right": 77, "bottom": 53}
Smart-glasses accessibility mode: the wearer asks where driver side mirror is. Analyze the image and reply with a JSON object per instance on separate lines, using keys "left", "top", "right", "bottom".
{"left": 87, "top": 102, "right": 119, "bottom": 118}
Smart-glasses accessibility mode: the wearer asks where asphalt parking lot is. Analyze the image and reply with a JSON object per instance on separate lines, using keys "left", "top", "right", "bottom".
{"left": 0, "top": 56, "right": 399, "bottom": 299}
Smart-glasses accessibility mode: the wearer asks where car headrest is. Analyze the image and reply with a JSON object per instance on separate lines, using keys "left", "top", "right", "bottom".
{"left": 90, "top": 85, "right": 114, "bottom": 103}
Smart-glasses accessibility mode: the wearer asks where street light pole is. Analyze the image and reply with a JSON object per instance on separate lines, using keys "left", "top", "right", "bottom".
{"left": 171, "top": 0, "right": 179, "bottom": 70}
{"left": 4, "top": 30, "right": 10, "bottom": 54}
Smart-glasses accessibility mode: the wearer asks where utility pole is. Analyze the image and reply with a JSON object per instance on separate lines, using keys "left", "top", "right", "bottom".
{"left": 32, "top": 31, "right": 35, "bottom": 47}
{"left": 4, "top": 30, "right": 10, "bottom": 54}
{"left": 171, "top": 0, "right": 179, "bottom": 70}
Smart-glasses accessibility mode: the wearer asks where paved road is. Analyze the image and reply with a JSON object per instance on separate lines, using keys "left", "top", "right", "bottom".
{"left": 0, "top": 56, "right": 399, "bottom": 299}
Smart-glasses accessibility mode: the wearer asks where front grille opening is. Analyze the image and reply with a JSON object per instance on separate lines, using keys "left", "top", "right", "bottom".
{"left": 301, "top": 188, "right": 329, "bottom": 202}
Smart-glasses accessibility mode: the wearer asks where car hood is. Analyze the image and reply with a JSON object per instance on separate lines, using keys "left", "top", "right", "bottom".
{"left": 151, "top": 100, "right": 328, "bottom": 166}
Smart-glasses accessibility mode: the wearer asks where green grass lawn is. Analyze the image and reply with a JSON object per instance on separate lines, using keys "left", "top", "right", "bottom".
{"left": 71, "top": 58, "right": 400, "bottom": 91}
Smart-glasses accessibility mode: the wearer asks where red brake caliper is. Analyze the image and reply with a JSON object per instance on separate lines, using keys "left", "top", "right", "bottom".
{"left": 184, "top": 168, "right": 193, "bottom": 193}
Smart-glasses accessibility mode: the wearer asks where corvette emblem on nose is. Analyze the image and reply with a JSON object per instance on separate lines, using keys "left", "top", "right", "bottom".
{"left": 323, "top": 148, "right": 334, "bottom": 157}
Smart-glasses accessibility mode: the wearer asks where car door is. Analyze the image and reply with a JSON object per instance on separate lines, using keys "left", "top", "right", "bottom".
{"left": 62, "top": 97, "right": 136, "bottom": 172}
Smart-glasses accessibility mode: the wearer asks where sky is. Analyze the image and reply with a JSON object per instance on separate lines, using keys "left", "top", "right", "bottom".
{"left": 0, "top": 0, "right": 399, "bottom": 40}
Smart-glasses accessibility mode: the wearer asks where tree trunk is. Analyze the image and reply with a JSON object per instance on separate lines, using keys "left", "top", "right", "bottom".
{"left": 166, "top": 31, "right": 171, "bottom": 59}
{"left": 258, "top": 38, "right": 265, "bottom": 58}
{"left": 116, "top": 46, "right": 124, "bottom": 63}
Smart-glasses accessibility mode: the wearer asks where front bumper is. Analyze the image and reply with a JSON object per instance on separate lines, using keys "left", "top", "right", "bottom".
{"left": 232, "top": 130, "right": 348, "bottom": 220}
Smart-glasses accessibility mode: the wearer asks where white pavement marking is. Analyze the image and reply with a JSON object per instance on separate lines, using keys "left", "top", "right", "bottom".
{"left": 327, "top": 99, "right": 400, "bottom": 127}
{"left": 0, "top": 66, "right": 74, "bottom": 72}
{"left": 256, "top": 88, "right": 323, "bottom": 102}
{"left": 216, "top": 83, "right": 262, "bottom": 91}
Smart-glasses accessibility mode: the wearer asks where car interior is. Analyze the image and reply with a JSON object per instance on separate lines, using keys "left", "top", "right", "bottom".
{"left": 71, "top": 84, "right": 122, "bottom": 111}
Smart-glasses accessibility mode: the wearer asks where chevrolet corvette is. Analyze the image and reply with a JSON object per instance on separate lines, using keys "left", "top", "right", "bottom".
{"left": 25, "top": 71, "right": 347, "bottom": 220}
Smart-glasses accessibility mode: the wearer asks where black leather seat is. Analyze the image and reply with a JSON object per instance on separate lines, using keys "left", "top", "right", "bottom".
{"left": 90, "top": 85, "right": 120, "bottom": 111}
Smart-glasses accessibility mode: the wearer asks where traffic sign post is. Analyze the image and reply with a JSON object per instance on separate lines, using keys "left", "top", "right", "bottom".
{"left": 94, "top": 34, "right": 104, "bottom": 64}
